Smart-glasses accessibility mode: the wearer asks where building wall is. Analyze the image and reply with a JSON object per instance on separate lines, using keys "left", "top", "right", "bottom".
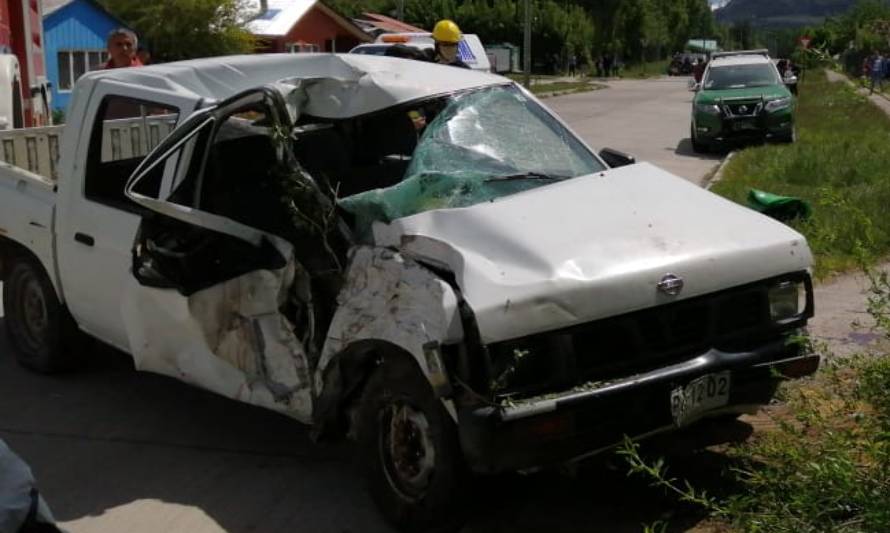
{"left": 0, "top": 0, "right": 12, "bottom": 51}
{"left": 44, "top": 0, "right": 120, "bottom": 112}
{"left": 262, "top": 6, "right": 362, "bottom": 53}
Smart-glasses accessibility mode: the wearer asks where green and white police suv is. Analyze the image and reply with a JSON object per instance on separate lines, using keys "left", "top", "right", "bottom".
{"left": 691, "top": 50, "right": 797, "bottom": 153}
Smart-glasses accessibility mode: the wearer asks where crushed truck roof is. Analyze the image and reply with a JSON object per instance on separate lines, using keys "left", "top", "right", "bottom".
{"left": 75, "top": 54, "right": 508, "bottom": 119}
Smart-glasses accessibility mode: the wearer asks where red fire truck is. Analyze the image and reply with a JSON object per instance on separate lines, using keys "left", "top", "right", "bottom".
{"left": 0, "top": 0, "right": 51, "bottom": 129}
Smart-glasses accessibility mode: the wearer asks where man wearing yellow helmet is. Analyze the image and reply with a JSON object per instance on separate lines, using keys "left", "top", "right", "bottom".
{"left": 427, "top": 20, "right": 470, "bottom": 69}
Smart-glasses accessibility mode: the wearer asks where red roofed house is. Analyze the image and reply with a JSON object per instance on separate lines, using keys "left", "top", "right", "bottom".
{"left": 248, "top": 0, "right": 371, "bottom": 54}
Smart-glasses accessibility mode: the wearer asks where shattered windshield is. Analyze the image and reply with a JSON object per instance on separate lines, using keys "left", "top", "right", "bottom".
{"left": 703, "top": 64, "right": 780, "bottom": 90}
{"left": 339, "top": 85, "right": 603, "bottom": 236}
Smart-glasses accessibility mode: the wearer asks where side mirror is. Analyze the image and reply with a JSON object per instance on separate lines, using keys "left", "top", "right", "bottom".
{"left": 599, "top": 147, "right": 636, "bottom": 168}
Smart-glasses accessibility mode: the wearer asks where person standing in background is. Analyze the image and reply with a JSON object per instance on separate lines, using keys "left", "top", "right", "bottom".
{"left": 104, "top": 28, "right": 143, "bottom": 69}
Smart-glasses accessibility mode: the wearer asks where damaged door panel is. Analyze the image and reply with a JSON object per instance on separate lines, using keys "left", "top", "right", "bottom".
{"left": 314, "top": 246, "right": 465, "bottom": 423}
{"left": 122, "top": 86, "right": 345, "bottom": 422}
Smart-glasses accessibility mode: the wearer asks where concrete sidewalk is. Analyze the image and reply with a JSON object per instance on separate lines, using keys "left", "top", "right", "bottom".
{"left": 825, "top": 69, "right": 890, "bottom": 115}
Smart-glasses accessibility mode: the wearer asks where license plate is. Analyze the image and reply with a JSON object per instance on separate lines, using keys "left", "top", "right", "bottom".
{"left": 732, "top": 120, "right": 758, "bottom": 131}
{"left": 670, "top": 372, "right": 731, "bottom": 427}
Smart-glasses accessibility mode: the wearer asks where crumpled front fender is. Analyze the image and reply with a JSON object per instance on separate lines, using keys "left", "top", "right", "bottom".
{"left": 313, "top": 246, "right": 465, "bottom": 432}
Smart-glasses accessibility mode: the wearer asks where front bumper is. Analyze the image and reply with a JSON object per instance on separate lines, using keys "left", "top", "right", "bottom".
{"left": 458, "top": 338, "right": 818, "bottom": 474}
{"left": 694, "top": 107, "right": 793, "bottom": 145}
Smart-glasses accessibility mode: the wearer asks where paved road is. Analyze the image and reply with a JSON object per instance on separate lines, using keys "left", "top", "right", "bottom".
{"left": 548, "top": 77, "right": 724, "bottom": 185}
{"left": 0, "top": 77, "right": 735, "bottom": 533}
{"left": 1, "top": 324, "right": 748, "bottom": 533}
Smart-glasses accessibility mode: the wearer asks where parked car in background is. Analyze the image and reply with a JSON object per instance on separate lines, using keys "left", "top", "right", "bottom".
{"left": 691, "top": 49, "right": 797, "bottom": 153}
{"left": 0, "top": 54, "right": 818, "bottom": 532}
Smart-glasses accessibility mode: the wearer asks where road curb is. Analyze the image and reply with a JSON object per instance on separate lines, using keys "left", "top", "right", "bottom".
{"left": 705, "top": 151, "right": 735, "bottom": 190}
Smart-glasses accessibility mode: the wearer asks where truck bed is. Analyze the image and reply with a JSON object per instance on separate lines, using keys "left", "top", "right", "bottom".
{"left": 0, "top": 160, "right": 58, "bottom": 295}
{"left": 0, "top": 125, "right": 63, "bottom": 180}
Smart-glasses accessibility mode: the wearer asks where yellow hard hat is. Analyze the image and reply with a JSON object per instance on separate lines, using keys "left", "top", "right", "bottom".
{"left": 432, "top": 20, "right": 462, "bottom": 44}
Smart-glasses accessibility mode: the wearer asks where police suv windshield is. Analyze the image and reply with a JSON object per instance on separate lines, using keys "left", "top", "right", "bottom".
{"left": 703, "top": 63, "right": 780, "bottom": 90}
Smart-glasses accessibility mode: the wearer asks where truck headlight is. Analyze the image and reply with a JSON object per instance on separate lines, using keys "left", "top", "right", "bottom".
{"left": 768, "top": 280, "right": 806, "bottom": 322}
{"left": 695, "top": 103, "right": 722, "bottom": 115}
{"left": 765, "top": 97, "right": 792, "bottom": 113}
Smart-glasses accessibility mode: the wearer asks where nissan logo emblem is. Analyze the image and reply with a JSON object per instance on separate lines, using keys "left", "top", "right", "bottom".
{"left": 657, "top": 274, "right": 684, "bottom": 296}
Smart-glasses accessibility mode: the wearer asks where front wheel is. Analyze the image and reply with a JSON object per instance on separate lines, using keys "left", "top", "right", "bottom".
{"left": 356, "top": 356, "right": 469, "bottom": 533}
{"left": 3, "top": 255, "right": 83, "bottom": 373}
{"left": 691, "top": 124, "right": 709, "bottom": 154}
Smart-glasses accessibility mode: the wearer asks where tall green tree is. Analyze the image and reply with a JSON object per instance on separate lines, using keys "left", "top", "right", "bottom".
{"left": 328, "top": 0, "right": 716, "bottom": 69}
{"left": 99, "top": 0, "right": 255, "bottom": 61}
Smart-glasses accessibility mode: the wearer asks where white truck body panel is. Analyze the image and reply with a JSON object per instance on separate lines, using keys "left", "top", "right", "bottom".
{"left": 74, "top": 54, "right": 505, "bottom": 117}
{"left": 0, "top": 162, "right": 57, "bottom": 292}
{"left": 375, "top": 162, "right": 812, "bottom": 344}
{"left": 54, "top": 80, "right": 199, "bottom": 351}
{"left": 0, "top": 54, "right": 814, "bottom": 428}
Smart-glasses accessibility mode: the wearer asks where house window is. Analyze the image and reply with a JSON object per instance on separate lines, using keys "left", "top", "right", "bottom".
{"left": 58, "top": 50, "right": 108, "bottom": 91}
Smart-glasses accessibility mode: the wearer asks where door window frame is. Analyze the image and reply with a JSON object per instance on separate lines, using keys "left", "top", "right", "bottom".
{"left": 83, "top": 95, "right": 181, "bottom": 214}
{"left": 125, "top": 86, "right": 293, "bottom": 246}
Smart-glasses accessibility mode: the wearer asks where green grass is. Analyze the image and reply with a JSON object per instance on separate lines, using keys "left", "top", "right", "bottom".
{"left": 503, "top": 72, "right": 561, "bottom": 84}
{"left": 711, "top": 69, "right": 890, "bottom": 278}
{"left": 528, "top": 80, "right": 603, "bottom": 96}
{"left": 621, "top": 59, "right": 670, "bottom": 79}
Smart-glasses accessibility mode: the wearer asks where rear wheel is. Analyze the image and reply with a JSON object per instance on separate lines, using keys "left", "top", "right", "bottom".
{"left": 3, "top": 255, "right": 83, "bottom": 373}
{"left": 356, "top": 356, "right": 469, "bottom": 533}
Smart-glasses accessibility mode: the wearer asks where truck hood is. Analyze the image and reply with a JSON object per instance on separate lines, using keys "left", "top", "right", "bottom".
{"left": 373, "top": 162, "right": 812, "bottom": 344}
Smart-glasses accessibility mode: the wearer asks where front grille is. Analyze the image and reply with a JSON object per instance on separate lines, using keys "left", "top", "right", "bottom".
{"left": 723, "top": 101, "right": 763, "bottom": 117}
{"left": 486, "top": 275, "right": 806, "bottom": 399}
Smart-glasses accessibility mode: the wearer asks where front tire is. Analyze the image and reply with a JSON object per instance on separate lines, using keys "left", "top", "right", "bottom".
{"left": 3, "top": 255, "right": 82, "bottom": 373}
{"left": 691, "top": 124, "right": 709, "bottom": 154}
{"left": 356, "top": 356, "right": 469, "bottom": 533}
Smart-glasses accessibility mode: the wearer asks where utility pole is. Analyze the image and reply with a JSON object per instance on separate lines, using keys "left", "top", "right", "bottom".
{"left": 397, "top": 0, "right": 404, "bottom": 21}
{"left": 523, "top": 0, "right": 532, "bottom": 89}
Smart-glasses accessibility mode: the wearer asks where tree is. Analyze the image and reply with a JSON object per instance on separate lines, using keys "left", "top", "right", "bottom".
{"left": 99, "top": 0, "right": 255, "bottom": 62}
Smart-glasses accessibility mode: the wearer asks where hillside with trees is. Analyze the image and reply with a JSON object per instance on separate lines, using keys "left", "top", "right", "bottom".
{"left": 715, "top": 0, "right": 860, "bottom": 27}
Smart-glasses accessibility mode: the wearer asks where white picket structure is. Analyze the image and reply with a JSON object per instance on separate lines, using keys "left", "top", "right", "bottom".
{"left": 0, "top": 115, "right": 177, "bottom": 181}
{"left": 0, "top": 125, "right": 62, "bottom": 180}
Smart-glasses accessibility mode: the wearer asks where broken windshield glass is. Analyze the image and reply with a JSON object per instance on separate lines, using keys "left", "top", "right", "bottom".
{"left": 339, "top": 86, "right": 604, "bottom": 238}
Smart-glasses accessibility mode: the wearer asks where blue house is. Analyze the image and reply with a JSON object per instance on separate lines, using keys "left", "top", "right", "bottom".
{"left": 42, "top": 0, "right": 131, "bottom": 113}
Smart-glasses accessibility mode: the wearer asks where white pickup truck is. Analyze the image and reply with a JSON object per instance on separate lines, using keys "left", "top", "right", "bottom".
{"left": 0, "top": 54, "right": 819, "bottom": 531}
